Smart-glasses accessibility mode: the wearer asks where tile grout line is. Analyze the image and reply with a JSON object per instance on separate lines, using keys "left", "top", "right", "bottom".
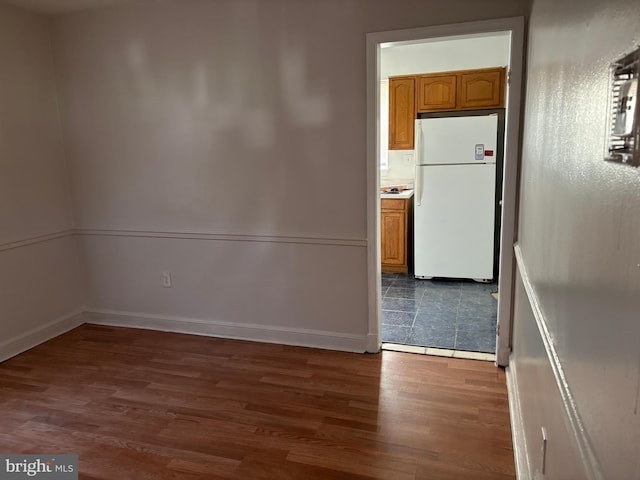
{"left": 390, "top": 277, "right": 422, "bottom": 346}
{"left": 383, "top": 278, "right": 416, "bottom": 345}
{"left": 405, "top": 286, "right": 425, "bottom": 344}
{"left": 452, "top": 282, "right": 463, "bottom": 350}
{"left": 409, "top": 287, "right": 425, "bottom": 329}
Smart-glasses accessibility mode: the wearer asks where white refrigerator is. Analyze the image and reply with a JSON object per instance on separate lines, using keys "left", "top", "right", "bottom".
{"left": 414, "top": 114, "right": 498, "bottom": 281}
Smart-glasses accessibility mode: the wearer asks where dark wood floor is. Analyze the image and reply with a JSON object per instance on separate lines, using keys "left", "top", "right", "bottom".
{"left": 0, "top": 325, "right": 515, "bottom": 479}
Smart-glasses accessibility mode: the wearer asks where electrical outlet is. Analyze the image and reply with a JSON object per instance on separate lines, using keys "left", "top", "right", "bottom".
{"left": 403, "top": 153, "right": 414, "bottom": 165}
{"left": 162, "top": 271, "right": 172, "bottom": 288}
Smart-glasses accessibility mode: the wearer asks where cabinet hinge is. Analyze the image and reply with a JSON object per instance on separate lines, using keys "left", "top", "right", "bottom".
{"left": 507, "top": 69, "right": 511, "bottom": 86}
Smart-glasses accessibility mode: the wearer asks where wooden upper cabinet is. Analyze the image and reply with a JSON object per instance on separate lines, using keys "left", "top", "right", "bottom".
{"left": 389, "top": 76, "right": 416, "bottom": 150}
{"left": 417, "top": 74, "right": 457, "bottom": 112}
{"left": 458, "top": 67, "right": 506, "bottom": 110}
{"left": 387, "top": 68, "right": 506, "bottom": 148}
{"left": 412, "top": 67, "right": 507, "bottom": 113}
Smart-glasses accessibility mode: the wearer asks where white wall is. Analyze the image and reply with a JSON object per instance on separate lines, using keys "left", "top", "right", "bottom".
{"left": 380, "top": 32, "right": 510, "bottom": 79}
{"left": 0, "top": 3, "right": 84, "bottom": 361}
{"left": 511, "top": 0, "right": 640, "bottom": 478}
{"left": 381, "top": 33, "right": 510, "bottom": 184}
{"left": 49, "top": 0, "right": 527, "bottom": 351}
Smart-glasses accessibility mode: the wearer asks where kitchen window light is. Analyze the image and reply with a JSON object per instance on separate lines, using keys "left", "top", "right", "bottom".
{"left": 380, "top": 79, "right": 389, "bottom": 170}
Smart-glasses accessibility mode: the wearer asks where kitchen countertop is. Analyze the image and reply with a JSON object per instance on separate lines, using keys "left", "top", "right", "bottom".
{"left": 381, "top": 189, "right": 413, "bottom": 199}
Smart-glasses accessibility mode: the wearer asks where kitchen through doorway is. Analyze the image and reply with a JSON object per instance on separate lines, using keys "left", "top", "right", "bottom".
{"left": 366, "top": 18, "right": 525, "bottom": 365}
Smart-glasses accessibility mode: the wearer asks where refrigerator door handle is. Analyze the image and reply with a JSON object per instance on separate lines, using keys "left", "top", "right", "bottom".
{"left": 415, "top": 120, "right": 423, "bottom": 206}
{"left": 415, "top": 164, "right": 422, "bottom": 206}
{"left": 414, "top": 120, "right": 421, "bottom": 161}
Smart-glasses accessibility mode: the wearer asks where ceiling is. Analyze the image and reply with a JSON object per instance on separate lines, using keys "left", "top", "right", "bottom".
{"left": 2, "top": 0, "right": 142, "bottom": 15}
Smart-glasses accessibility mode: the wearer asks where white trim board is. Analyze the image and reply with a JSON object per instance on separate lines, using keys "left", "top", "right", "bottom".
{"left": 506, "top": 362, "right": 532, "bottom": 480}
{"left": 514, "top": 244, "right": 603, "bottom": 480}
{"left": 365, "top": 17, "right": 525, "bottom": 364}
{"left": 0, "top": 229, "right": 368, "bottom": 253}
{"left": 85, "top": 309, "right": 369, "bottom": 353}
{"left": 0, "top": 229, "right": 74, "bottom": 253}
{"left": 382, "top": 343, "right": 496, "bottom": 362}
{"left": 0, "top": 309, "right": 85, "bottom": 363}
{"left": 1, "top": 309, "right": 370, "bottom": 364}
{"left": 76, "top": 228, "right": 367, "bottom": 248}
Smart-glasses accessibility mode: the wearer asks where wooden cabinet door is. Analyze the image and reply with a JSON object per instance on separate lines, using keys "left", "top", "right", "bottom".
{"left": 389, "top": 77, "right": 416, "bottom": 150}
{"left": 458, "top": 68, "right": 505, "bottom": 110}
{"left": 417, "top": 74, "right": 457, "bottom": 112}
{"left": 381, "top": 210, "right": 406, "bottom": 267}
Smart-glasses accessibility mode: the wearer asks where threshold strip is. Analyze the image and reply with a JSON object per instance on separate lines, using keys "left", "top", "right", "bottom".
{"left": 381, "top": 343, "right": 496, "bottom": 362}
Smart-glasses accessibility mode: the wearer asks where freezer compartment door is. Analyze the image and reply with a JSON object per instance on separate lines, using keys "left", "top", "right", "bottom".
{"left": 416, "top": 115, "right": 498, "bottom": 165}
{"left": 414, "top": 164, "right": 496, "bottom": 280}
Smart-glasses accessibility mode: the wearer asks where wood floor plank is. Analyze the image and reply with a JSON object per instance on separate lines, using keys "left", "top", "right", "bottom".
{"left": 0, "top": 324, "right": 515, "bottom": 479}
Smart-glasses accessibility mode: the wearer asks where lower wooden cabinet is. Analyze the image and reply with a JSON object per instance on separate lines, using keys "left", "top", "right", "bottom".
{"left": 381, "top": 197, "right": 413, "bottom": 274}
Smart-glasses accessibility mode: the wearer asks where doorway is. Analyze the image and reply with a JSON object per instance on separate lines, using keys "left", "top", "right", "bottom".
{"left": 365, "top": 18, "right": 525, "bottom": 366}
{"left": 381, "top": 107, "right": 506, "bottom": 359}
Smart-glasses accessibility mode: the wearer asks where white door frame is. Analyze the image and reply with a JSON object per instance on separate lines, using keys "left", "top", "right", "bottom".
{"left": 365, "top": 17, "right": 524, "bottom": 366}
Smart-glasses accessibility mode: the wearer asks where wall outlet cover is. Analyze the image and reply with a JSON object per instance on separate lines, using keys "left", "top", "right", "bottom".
{"left": 162, "top": 271, "right": 172, "bottom": 288}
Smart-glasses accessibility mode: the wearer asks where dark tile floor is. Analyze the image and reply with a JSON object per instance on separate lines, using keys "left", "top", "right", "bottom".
{"left": 381, "top": 273, "right": 498, "bottom": 353}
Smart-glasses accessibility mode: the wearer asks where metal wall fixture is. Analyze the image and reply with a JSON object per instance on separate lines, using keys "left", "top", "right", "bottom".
{"left": 605, "top": 46, "right": 639, "bottom": 167}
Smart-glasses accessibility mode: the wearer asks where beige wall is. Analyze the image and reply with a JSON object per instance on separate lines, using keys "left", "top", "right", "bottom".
{"left": 0, "top": 3, "right": 84, "bottom": 360}
{"left": 48, "top": 0, "right": 527, "bottom": 350}
{"left": 0, "top": 4, "right": 70, "bottom": 242}
{"left": 511, "top": 0, "right": 640, "bottom": 477}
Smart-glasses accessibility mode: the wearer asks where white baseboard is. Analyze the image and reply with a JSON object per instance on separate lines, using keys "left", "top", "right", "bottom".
{"left": 506, "top": 363, "right": 531, "bottom": 480}
{"left": 0, "top": 309, "right": 85, "bottom": 363}
{"left": 365, "top": 333, "right": 380, "bottom": 353}
{"left": 84, "top": 309, "right": 369, "bottom": 353}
